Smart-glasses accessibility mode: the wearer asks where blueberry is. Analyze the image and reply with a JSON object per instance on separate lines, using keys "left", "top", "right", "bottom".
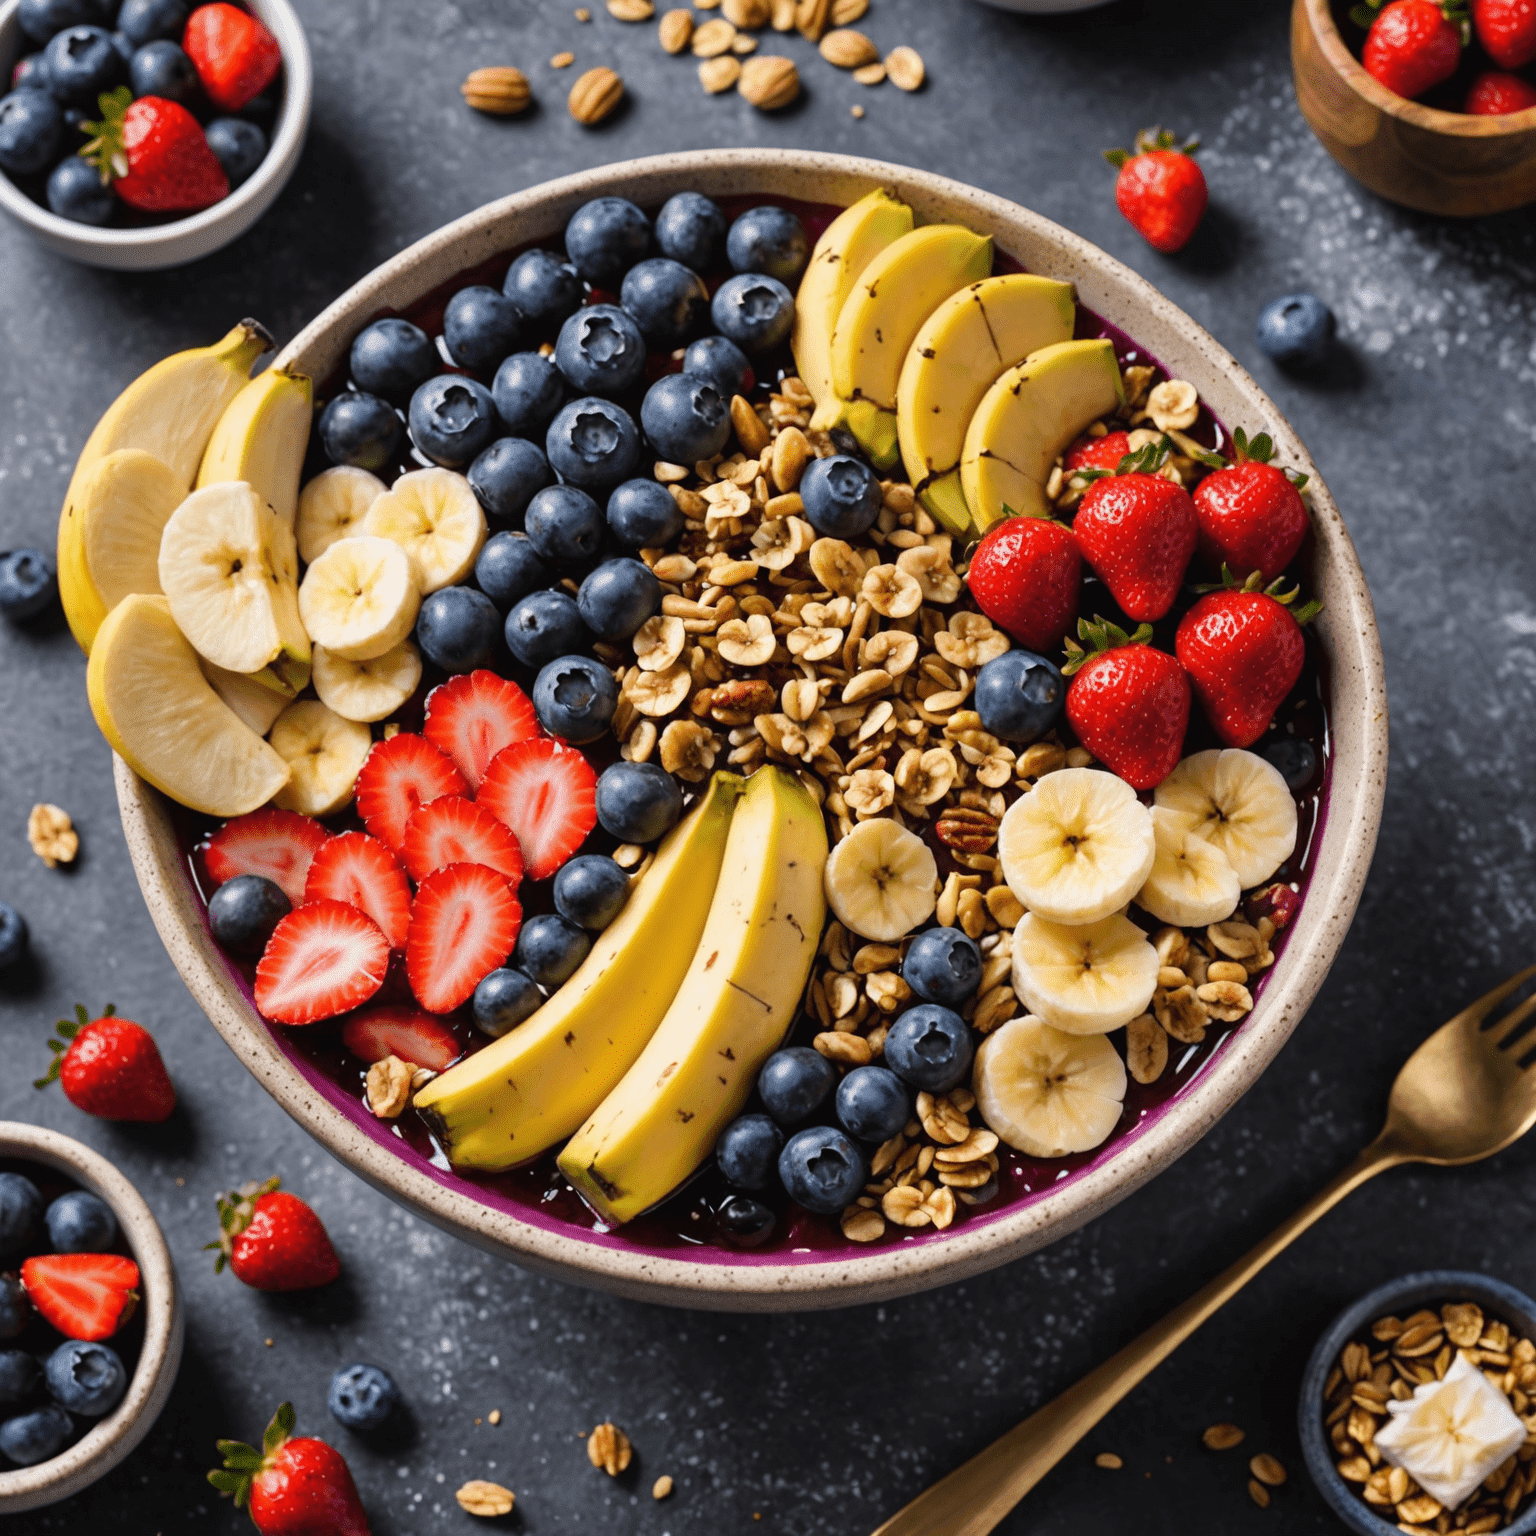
{"left": 0, "top": 549, "right": 55, "bottom": 621}
{"left": 203, "top": 117, "right": 266, "bottom": 188}
{"left": 0, "top": 1351, "right": 40, "bottom": 1409}
{"left": 129, "top": 39, "right": 195, "bottom": 101}
{"left": 504, "top": 589, "right": 589, "bottom": 668}
{"left": 45, "top": 1340, "right": 124, "bottom": 1417}
{"left": 778, "top": 1126, "right": 869, "bottom": 1215}
{"left": 715, "top": 1113, "right": 784, "bottom": 1191}
{"left": 1255, "top": 292, "right": 1335, "bottom": 368}
{"left": 654, "top": 192, "right": 726, "bottom": 270}
{"left": 0, "top": 904, "right": 29, "bottom": 971}
{"left": 716, "top": 1194, "right": 776, "bottom": 1248}
{"left": 800, "top": 454, "right": 881, "bottom": 539}
{"left": 640, "top": 373, "right": 730, "bottom": 465}
{"left": 0, "top": 1174, "right": 42, "bottom": 1260}
{"left": 1263, "top": 736, "right": 1317, "bottom": 792}
{"left": 443, "top": 285, "right": 525, "bottom": 375}
{"left": 408, "top": 375, "right": 499, "bottom": 469}
{"left": 472, "top": 966, "right": 543, "bottom": 1038}
{"left": 17, "top": 0, "right": 104, "bottom": 45}
{"left": 576, "top": 557, "right": 661, "bottom": 642}
{"left": 605, "top": 477, "right": 682, "bottom": 550}
{"left": 884, "top": 1004, "right": 974, "bottom": 1094}
{"left": 0, "top": 1405, "right": 73, "bottom": 1465}
{"left": 11, "top": 55, "right": 49, "bottom": 92}
{"left": 564, "top": 196, "right": 650, "bottom": 285}
{"left": 208, "top": 874, "right": 289, "bottom": 956}
{"left": 0, "top": 1279, "right": 29, "bottom": 1343}
{"left": 545, "top": 397, "right": 641, "bottom": 491}
{"left": 902, "top": 928, "right": 982, "bottom": 1007}
{"left": 595, "top": 760, "right": 681, "bottom": 844}
{"left": 681, "top": 334, "right": 750, "bottom": 400}
{"left": 492, "top": 351, "right": 565, "bottom": 438}
{"left": 726, "top": 205, "right": 809, "bottom": 284}
{"left": 327, "top": 1363, "right": 399, "bottom": 1431}
{"left": 108, "top": 31, "right": 134, "bottom": 67}
{"left": 319, "top": 393, "right": 402, "bottom": 473}
{"left": 45, "top": 1191, "right": 117, "bottom": 1254}
{"left": 42, "top": 27, "right": 124, "bottom": 107}
{"left": 502, "top": 249, "right": 583, "bottom": 332}
{"left": 0, "top": 89, "right": 64, "bottom": 177}
{"left": 467, "top": 437, "right": 552, "bottom": 525}
{"left": 711, "top": 273, "right": 795, "bottom": 353}
{"left": 475, "top": 531, "right": 551, "bottom": 614}
{"left": 349, "top": 319, "right": 439, "bottom": 407}
{"left": 757, "top": 1047, "right": 836, "bottom": 1128}
{"left": 117, "top": 0, "right": 190, "bottom": 45}
{"left": 620, "top": 258, "right": 708, "bottom": 348}
{"left": 974, "top": 649, "right": 1064, "bottom": 744}
{"left": 553, "top": 854, "right": 629, "bottom": 930}
{"left": 835, "top": 1065, "right": 911, "bottom": 1143}
{"left": 532, "top": 655, "right": 617, "bottom": 743}
{"left": 514, "top": 913, "right": 590, "bottom": 989}
{"left": 416, "top": 587, "right": 501, "bottom": 674}
{"left": 523, "top": 483, "right": 605, "bottom": 569}
{"left": 553, "top": 305, "right": 647, "bottom": 398}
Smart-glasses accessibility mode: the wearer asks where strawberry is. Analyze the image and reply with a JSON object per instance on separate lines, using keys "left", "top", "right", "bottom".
{"left": 81, "top": 88, "right": 229, "bottom": 213}
{"left": 1191, "top": 428, "right": 1311, "bottom": 584}
{"left": 302, "top": 833, "right": 412, "bottom": 950}
{"left": 340, "top": 1006, "right": 462, "bottom": 1072}
{"left": 1063, "top": 431, "right": 1132, "bottom": 474}
{"left": 205, "top": 808, "right": 328, "bottom": 908}
{"left": 1465, "top": 68, "right": 1536, "bottom": 111}
{"left": 36, "top": 1004, "right": 175, "bottom": 1122}
{"left": 21, "top": 1253, "right": 140, "bottom": 1342}
{"left": 476, "top": 737, "right": 598, "bottom": 881}
{"left": 1472, "top": 0, "right": 1536, "bottom": 66}
{"left": 211, "top": 1403, "right": 370, "bottom": 1536}
{"left": 1356, "top": 0, "right": 1465, "bottom": 98}
{"left": 353, "top": 733, "right": 469, "bottom": 855}
{"left": 210, "top": 1178, "right": 340, "bottom": 1292}
{"left": 183, "top": 2, "right": 283, "bottom": 112}
{"left": 400, "top": 795, "right": 525, "bottom": 888}
{"left": 254, "top": 902, "right": 390, "bottom": 1026}
{"left": 406, "top": 863, "right": 522, "bottom": 1014}
{"left": 1104, "top": 128, "right": 1207, "bottom": 254}
{"left": 423, "top": 671, "right": 540, "bottom": 791}
{"left": 964, "top": 516, "right": 1082, "bottom": 654}
{"left": 1063, "top": 618, "right": 1191, "bottom": 790}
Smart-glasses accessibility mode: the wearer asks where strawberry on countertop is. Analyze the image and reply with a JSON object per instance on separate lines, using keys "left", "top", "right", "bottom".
{"left": 1191, "top": 428, "right": 1311, "bottom": 585}
{"left": 353, "top": 733, "right": 469, "bottom": 856}
{"left": 184, "top": 2, "right": 283, "bottom": 113}
{"left": 1472, "top": 0, "right": 1536, "bottom": 67}
{"left": 209, "top": 1178, "right": 340, "bottom": 1293}
{"left": 423, "top": 670, "right": 540, "bottom": 792}
{"left": 1355, "top": 0, "right": 1466, "bottom": 98}
{"left": 82, "top": 87, "right": 229, "bottom": 214}
{"left": 205, "top": 808, "right": 328, "bottom": 909}
{"left": 254, "top": 901, "right": 390, "bottom": 1026}
{"left": 302, "top": 832, "right": 412, "bottom": 951}
{"left": 210, "top": 1402, "right": 371, "bottom": 1536}
{"left": 406, "top": 862, "right": 522, "bottom": 1015}
{"left": 21, "top": 1252, "right": 140, "bottom": 1342}
{"left": 1104, "top": 128, "right": 1207, "bottom": 254}
{"left": 965, "top": 514, "right": 1082, "bottom": 655}
{"left": 476, "top": 736, "right": 598, "bottom": 882}
{"left": 36, "top": 1004, "right": 175, "bottom": 1123}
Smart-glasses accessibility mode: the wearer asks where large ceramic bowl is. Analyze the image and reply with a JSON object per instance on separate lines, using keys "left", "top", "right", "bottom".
{"left": 115, "top": 150, "right": 1388, "bottom": 1311}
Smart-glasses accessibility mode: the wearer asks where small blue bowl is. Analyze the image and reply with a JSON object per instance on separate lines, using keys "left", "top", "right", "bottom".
{"left": 1298, "top": 1270, "right": 1536, "bottom": 1536}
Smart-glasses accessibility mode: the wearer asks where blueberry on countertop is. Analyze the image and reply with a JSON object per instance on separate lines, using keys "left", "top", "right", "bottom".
{"left": 726, "top": 205, "right": 809, "bottom": 284}
{"left": 504, "top": 589, "right": 590, "bottom": 669}
{"left": 606, "top": 477, "right": 683, "bottom": 550}
{"left": 349, "top": 319, "right": 439, "bottom": 407}
{"left": 208, "top": 874, "right": 289, "bottom": 957}
{"left": 0, "top": 1405, "right": 74, "bottom": 1466}
{"left": 117, "top": 0, "right": 190, "bottom": 45}
{"left": 443, "top": 285, "right": 525, "bottom": 375}
{"left": 45, "top": 1191, "right": 117, "bottom": 1255}
{"left": 716, "top": 1194, "right": 776, "bottom": 1248}
{"left": 502, "top": 248, "right": 583, "bottom": 332}
{"left": 0, "top": 549, "right": 55, "bottom": 622}
{"left": 835, "top": 1066, "right": 911, "bottom": 1144}
{"left": 491, "top": 351, "right": 565, "bottom": 439}
{"left": 564, "top": 195, "right": 650, "bottom": 285}
{"left": 553, "top": 305, "right": 647, "bottom": 398}
{"left": 0, "top": 904, "right": 27, "bottom": 971}
{"left": 45, "top": 1340, "right": 125, "bottom": 1417}
{"left": 42, "top": 26, "right": 124, "bottom": 107}
{"left": 620, "top": 258, "right": 709, "bottom": 348}
{"left": 514, "top": 912, "right": 590, "bottom": 989}
{"left": 884, "top": 1004, "right": 975, "bottom": 1094}
{"left": 467, "top": 436, "right": 551, "bottom": 525}
{"left": 902, "top": 927, "right": 982, "bottom": 1007}
{"left": 757, "top": 1047, "right": 836, "bottom": 1128}
{"left": 654, "top": 190, "right": 726, "bottom": 272}
{"left": 0, "top": 90, "right": 64, "bottom": 179}
{"left": 472, "top": 966, "right": 543, "bottom": 1038}
{"left": 203, "top": 117, "right": 266, "bottom": 187}
{"left": 778, "top": 1126, "right": 868, "bottom": 1215}
{"left": 1255, "top": 292, "right": 1335, "bottom": 368}
{"left": 319, "top": 393, "right": 403, "bottom": 473}
{"left": 974, "top": 649, "right": 1064, "bottom": 744}
{"left": 545, "top": 396, "right": 641, "bottom": 491}
{"left": 715, "top": 1114, "right": 784, "bottom": 1191}
{"left": 800, "top": 454, "right": 881, "bottom": 539}
{"left": 129, "top": 39, "right": 196, "bottom": 101}
{"left": 1263, "top": 736, "right": 1317, "bottom": 792}
{"left": 595, "top": 761, "right": 682, "bottom": 844}
{"left": 553, "top": 854, "right": 629, "bottom": 930}
{"left": 681, "top": 334, "right": 750, "bottom": 401}
{"left": 0, "top": 1173, "right": 42, "bottom": 1259}
{"left": 328, "top": 1363, "right": 400, "bottom": 1431}
{"left": 475, "top": 531, "right": 551, "bottom": 614}
{"left": 640, "top": 373, "right": 730, "bottom": 466}
{"left": 417, "top": 586, "right": 501, "bottom": 674}
{"left": 711, "top": 273, "right": 795, "bottom": 353}
{"left": 522, "top": 483, "right": 605, "bottom": 568}
{"left": 532, "top": 654, "right": 617, "bottom": 743}
{"left": 0, "top": 1278, "right": 30, "bottom": 1342}
{"left": 0, "top": 1350, "right": 40, "bottom": 1409}
{"left": 576, "top": 557, "right": 661, "bottom": 642}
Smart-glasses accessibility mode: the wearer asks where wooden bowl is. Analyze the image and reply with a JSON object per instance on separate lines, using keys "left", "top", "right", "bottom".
{"left": 115, "top": 149, "right": 1388, "bottom": 1311}
{"left": 1292, "top": 0, "right": 1536, "bottom": 215}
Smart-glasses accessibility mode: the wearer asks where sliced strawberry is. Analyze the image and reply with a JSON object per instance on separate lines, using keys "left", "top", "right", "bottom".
{"left": 254, "top": 901, "right": 390, "bottom": 1026}
{"left": 303, "top": 832, "right": 412, "bottom": 950}
{"left": 400, "top": 796, "right": 525, "bottom": 888}
{"left": 21, "top": 1253, "right": 140, "bottom": 1342}
{"left": 204, "top": 809, "right": 327, "bottom": 908}
{"left": 353, "top": 733, "right": 468, "bottom": 855}
{"left": 423, "top": 670, "right": 540, "bottom": 791}
{"left": 477, "top": 737, "right": 597, "bottom": 881}
{"left": 340, "top": 1006, "right": 463, "bottom": 1071}
{"left": 406, "top": 863, "right": 522, "bottom": 1015}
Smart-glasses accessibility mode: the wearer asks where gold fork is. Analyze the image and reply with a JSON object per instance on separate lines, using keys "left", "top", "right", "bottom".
{"left": 871, "top": 965, "right": 1536, "bottom": 1536}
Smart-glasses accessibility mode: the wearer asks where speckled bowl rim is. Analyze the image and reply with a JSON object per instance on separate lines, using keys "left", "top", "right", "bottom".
{"left": 0, "top": 1122, "right": 183, "bottom": 1513}
{"left": 116, "top": 149, "right": 1389, "bottom": 1311}
{"left": 1298, "top": 1271, "right": 1536, "bottom": 1536}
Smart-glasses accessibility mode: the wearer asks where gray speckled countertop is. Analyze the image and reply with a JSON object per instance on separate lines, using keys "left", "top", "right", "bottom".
{"left": 3, "top": 0, "right": 1535, "bottom": 1530}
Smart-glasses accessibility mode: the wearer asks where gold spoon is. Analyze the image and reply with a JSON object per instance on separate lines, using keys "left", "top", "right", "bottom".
{"left": 871, "top": 964, "right": 1536, "bottom": 1536}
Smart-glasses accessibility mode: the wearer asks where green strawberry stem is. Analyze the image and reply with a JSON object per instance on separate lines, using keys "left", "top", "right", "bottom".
{"left": 79, "top": 86, "right": 134, "bottom": 184}
{"left": 1104, "top": 127, "right": 1201, "bottom": 169}
{"left": 1184, "top": 426, "right": 1310, "bottom": 491}
{"left": 1192, "top": 565, "right": 1324, "bottom": 623}
{"left": 205, "top": 1176, "right": 282, "bottom": 1273}
{"left": 1073, "top": 433, "right": 1177, "bottom": 485}
{"left": 1061, "top": 615, "right": 1155, "bottom": 676}
{"left": 209, "top": 1402, "right": 296, "bottom": 1511}
{"left": 33, "top": 1002, "right": 114, "bottom": 1089}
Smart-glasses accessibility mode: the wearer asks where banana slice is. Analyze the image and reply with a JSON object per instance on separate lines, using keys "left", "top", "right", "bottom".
{"left": 974, "top": 1015, "right": 1127, "bottom": 1158}
{"left": 823, "top": 818, "right": 937, "bottom": 942}
{"left": 198, "top": 657, "right": 292, "bottom": 736}
{"left": 1154, "top": 749, "right": 1297, "bottom": 890}
{"left": 1012, "top": 911, "right": 1158, "bottom": 1035}
{"left": 268, "top": 699, "right": 373, "bottom": 817}
{"left": 312, "top": 640, "right": 422, "bottom": 724}
{"left": 362, "top": 467, "right": 486, "bottom": 594}
{"left": 298, "top": 535, "right": 420, "bottom": 663}
{"left": 998, "top": 768, "right": 1156, "bottom": 927}
{"left": 1136, "top": 806, "right": 1242, "bottom": 928}
{"left": 79, "top": 449, "right": 183, "bottom": 611}
{"left": 296, "top": 466, "right": 386, "bottom": 565}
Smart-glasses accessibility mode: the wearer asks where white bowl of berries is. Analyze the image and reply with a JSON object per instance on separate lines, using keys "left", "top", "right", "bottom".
{"left": 0, "top": 0, "right": 310, "bottom": 270}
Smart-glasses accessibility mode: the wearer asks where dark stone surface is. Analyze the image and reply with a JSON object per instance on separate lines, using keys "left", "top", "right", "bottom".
{"left": 2, "top": 0, "right": 1534, "bottom": 1529}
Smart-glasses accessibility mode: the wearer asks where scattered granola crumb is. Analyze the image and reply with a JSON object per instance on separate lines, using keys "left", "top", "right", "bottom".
{"left": 1095, "top": 1452, "right": 1123, "bottom": 1470}
{"left": 1249, "top": 1453, "right": 1286, "bottom": 1487}
{"left": 653, "top": 1473, "right": 674, "bottom": 1499}
{"left": 1201, "top": 1422, "right": 1245, "bottom": 1451}
{"left": 175, "top": 1177, "right": 185, "bottom": 1187}
{"left": 587, "top": 1421, "right": 632, "bottom": 1476}
{"left": 456, "top": 1479, "right": 515, "bottom": 1517}
{"left": 552, "top": 50, "right": 576, "bottom": 66}
{"left": 27, "top": 803, "right": 77, "bottom": 867}
{"left": 850, "top": 103, "right": 864, "bottom": 117}
{"left": 1247, "top": 1477, "right": 1271, "bottom": 1508}
{"left": 264, "top": 1337, "right": 273, "bottom": 1347}
{"left": 575, "top": 6, "right": 592, "bottom": 16}
{"left": 488, "top": 1409, "right": 501, "bottom": 1425}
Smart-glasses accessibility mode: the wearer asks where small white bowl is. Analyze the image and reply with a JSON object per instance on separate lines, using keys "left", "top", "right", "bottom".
{"left": 0, "top": 0, "right": 310, "bottom": 270}
{"left": 0, "top": 1122, "right": 183, "bottom": 1515}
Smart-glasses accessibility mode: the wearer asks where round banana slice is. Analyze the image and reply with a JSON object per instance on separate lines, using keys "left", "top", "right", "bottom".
{"left": 998, "top": 767, "right": 1156, "bottom": 926}
{"left": 269, "top": 699, "right": 373, "bottom": 817}
{"left": 1153, "top": 748, "right": 1297, "bottom": 890}
{"left": 296, "top": 466, "right": 386, "bottom": 565}
{"left": 312, "top": 639, "right": 423, "bottom": 724}
{"left": 974, "top": 1016, "right": 1127, "bottom": 1158}
{"left": 1011, "top": 911, "right": 1159, "bottom": 1035}
{"left": 298, "top": 535, "right": 420, "bottom": 662}
{"left": 1136, "top": 805, "right": 1242, "bottom": 928}
{"left": 362, "top": 467, "right": 487, "bottom": 594}
{"left": 823, "top": 817, "right": 938, "bottom": 942}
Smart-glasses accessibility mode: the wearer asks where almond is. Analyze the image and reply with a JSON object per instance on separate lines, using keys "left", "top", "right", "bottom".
{"left": 658, "top": 7, "right": 693, "bottom": 51}
{"left": 770, "top": 0, "right": 796, "bottom": 26}
{"left": 794, "top": 0, "right": 830, "bottom": 41}
{"left": 460, "top": 66, "right": 532, "bottom": 115}
{"left": 699, "top": 54, "right": 742, "bottom": 91}
{"left": 723, "top": 0, "right": 770, "bottom": 24}
{"left": 692, "top": 16, "right": 737, "bottom": 54}
{"left": 885, "top": 44, "right": 925, "bottom": 92}
{"left": 606, "top": 0, "right": 653, "bottom": 16}
{"left": 819, "top": 27, "right": 877, "bottom": 67}
{"left": 568, "top": 65, "right": 624, "bottom": 123}
{"left": 830, "top": 0, "right": 867, "bottom": 19}
{"left": 738, "top": 53, "right": 799, "bottom": 108}
{"left": 853, "top": 61, "right": 885, "bottom": 85}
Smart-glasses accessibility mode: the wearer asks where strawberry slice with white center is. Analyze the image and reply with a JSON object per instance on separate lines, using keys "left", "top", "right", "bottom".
{"left": 205, "top": 808, "right": 328, "bottom": 908}
{"left": 406, "top": 862, "right": 522, "bottom": 1014}
{"left": 400, "top": 795, "right": 524, "bottom": 888}
{"left": 353, "top": 733, "right": 468, "bottom": 855}
{"left": 255, "top": 900, "right": 390, "bottom": 1026}
{"left": 340, "top": 1006, "right": 463, "bottom": 1071}
{"left": 21, "top": 1252, "right": 141, "bottom": 1342}
{"left": 302, "top": 832, "right": 413, "bottom": 950}
{"left": 476, "top": 736, "right": 598, "bottom": 881}
{"left": 423, "top": 670, "right": 540, "bottom": 791}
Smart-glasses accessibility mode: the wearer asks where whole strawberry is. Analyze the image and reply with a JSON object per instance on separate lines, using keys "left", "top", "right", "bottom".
{"left": 1192, "top": 428, "right": 1311, "bottom": 584}
{"left": 210, "top": 1403, "right": 371, "bottom": 1536}
{"left": 1104, "top": 129, "right": 1207, "bottom": 254}
{"left": 1357, "top": 0, "right": 1466, "bottom": 99}
{"left": 1465, "top": 69, "right": 1536, "bottom": 112}
{"left": 81, "top": 87, "right": 229, "bottom": 213}
{"left": 1472, "top": 0, "right": 1536, "bottom": 67}
{"left": 965, "top": 514, "right": 1082, "bottom": 654}
{"left": 1063, "top": 431, "right": 1131, "bottom": 475}
{"left": 36, "top": 1004, "right": 175, "bottom": 1122}
{"left": 209, "top": 1178, "right": 340, "bottom": 1293}
{"left": 184, "top": 3, "right": 284, "bottom": 112}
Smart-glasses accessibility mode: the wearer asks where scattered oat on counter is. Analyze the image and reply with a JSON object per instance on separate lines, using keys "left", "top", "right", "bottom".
{"left": 488, "top": 1409, "right": 501, "bottom": 1425}
{"left": 27, "top": 803, "right": 77, "bottom": 867}
{"left": 587, "top": 1421, "right": 633, "bottom": 1475}
{"left": 1202, "top": 1422, "right": 1246, "bottom": 1450}
{"left": 1095, "top": 1452, "right": 1123, "bottom": 1469}
{"left": 653, "top": 1473, "right": 674, "bottom": 1499}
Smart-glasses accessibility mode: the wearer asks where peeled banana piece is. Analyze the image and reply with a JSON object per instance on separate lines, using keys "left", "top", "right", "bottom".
{"left": 298, "top": 535, "right": 420, "bottom": 663}
{"left": 196, "top": 365, "right": 313, "bottom": 529}
{"left": 1154, "top": 749, "right": 1297, "bottom": 890}
{"left": 1136, "top": 806, "right": 1241, "bottom": 928}
{"left": 268, "top": 699, "right": 373, "bottom": 817}
{"left": 312, "top": 641, "right": 422, "bottom": 724}
{"left": 296, "top": 466, "right": 386, "bottom": 564}
{"left": 362, "top": 467, "right": 486, "bottom": 594}
{"left": 823, "top": 816, "right": 938, "bottom": 942}
{"left": 1011, "top": 911, "right": 1159, "bottom": 1035}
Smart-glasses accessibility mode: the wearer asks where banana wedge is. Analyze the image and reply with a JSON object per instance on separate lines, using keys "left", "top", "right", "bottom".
{"left": 196, "top": 366, "right": 314, "bottom": 529}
